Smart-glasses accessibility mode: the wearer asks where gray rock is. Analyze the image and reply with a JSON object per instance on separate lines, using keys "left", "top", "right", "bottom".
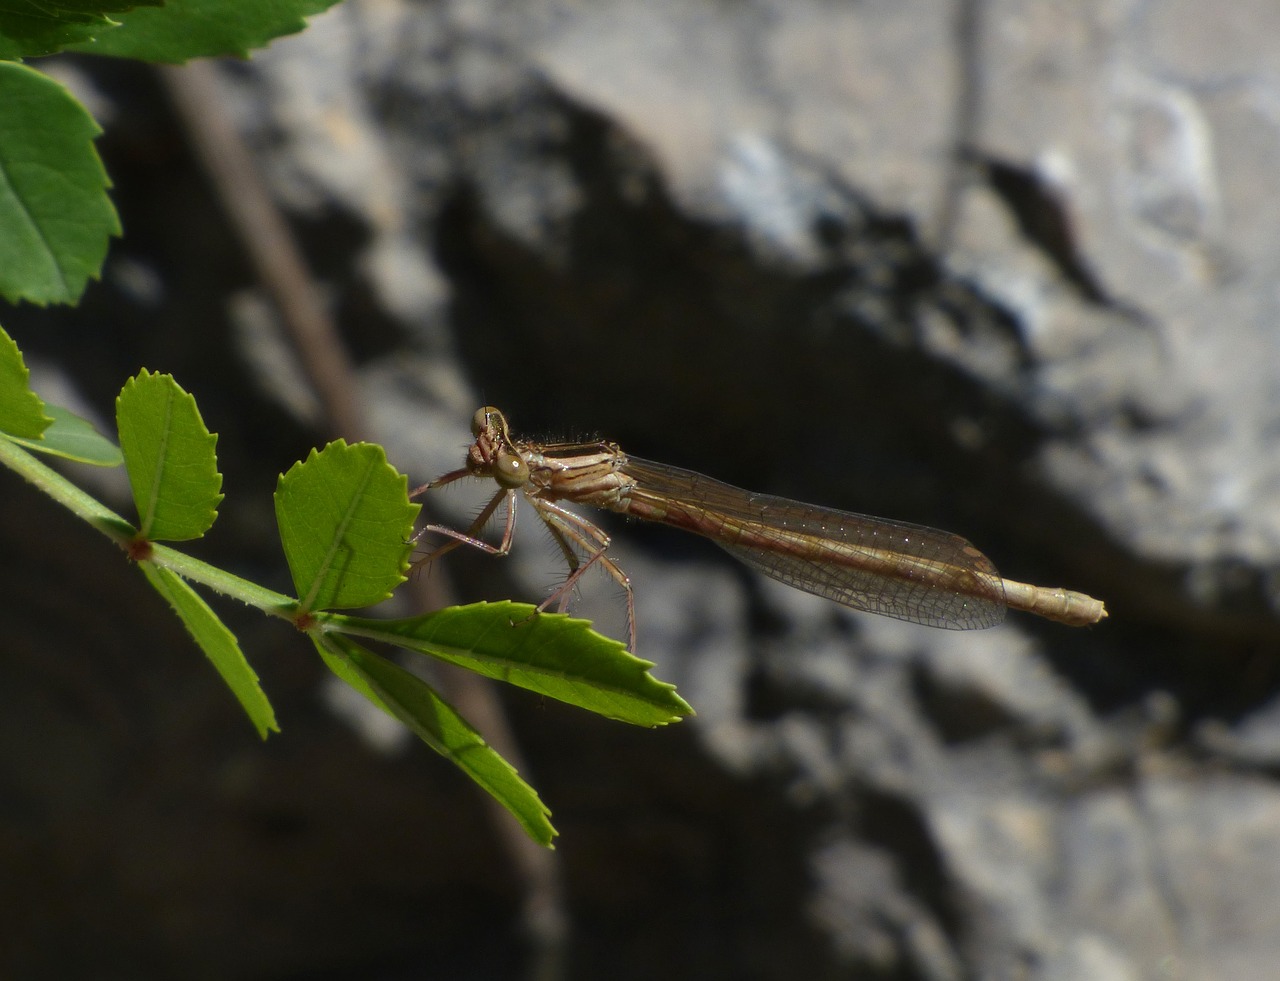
{"left": 6, "top": 0, "right": 1280, "bottom": 977}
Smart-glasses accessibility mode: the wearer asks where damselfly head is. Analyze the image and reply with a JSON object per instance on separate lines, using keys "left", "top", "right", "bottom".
{"left": 471, "top": 406, "right": 511, "bottom": 439}
{"left": 465, "top": 407, "right": 529, "bottom": 488}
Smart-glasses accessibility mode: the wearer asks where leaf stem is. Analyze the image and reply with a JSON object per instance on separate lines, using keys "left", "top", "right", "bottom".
{"left": 0, "top": 433, "right": 134, "bottom": 539}
{"left": 148, "top": 544, "right": 299, "bottom": 618}
{"left": 0, "top": 434, "right": 297, "bottom": 620}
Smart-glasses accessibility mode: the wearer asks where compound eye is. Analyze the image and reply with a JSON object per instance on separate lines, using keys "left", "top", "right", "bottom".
{"left": 471, "top": 406, "right": 497, "bottom": 437}
{"left": 493, "top": 449, "right": 528, "bottom": 488}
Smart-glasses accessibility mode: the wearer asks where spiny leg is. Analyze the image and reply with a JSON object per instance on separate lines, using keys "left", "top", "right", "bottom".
{"left": 409, "top": 466, "right": 471, "bottom": 500}
{"left": 532, "top": 498, "right": 636, "bottom": 651}
{"left": 543, "top": 521, "right": 584, "bottom": 600}
{"left": 410, "top": 486, "right": 517, "bottom": 572}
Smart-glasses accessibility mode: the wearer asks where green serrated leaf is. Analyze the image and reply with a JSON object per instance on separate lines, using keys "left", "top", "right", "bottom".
{"left": 335, "top": 601, "right": 693, "bottom": 727}
{"left": 0, "top": 62, "right": 119, "bottom": 305}
{"left": 142, "top": 564, "right": 279, "bottom": 740}
{"left": 275, "top": 440, "right": 420, "bottom": 613}
{"left": 0, "top": 323, "right": 52, "bottom": 438}
{"left": 314, "top": 633, "right": 391, "bottom": 717}
{"left": 0, "top": 12, "right": 110, "bottom": 63}
{"left": 116, "top": 369, "right": 223, "bottom": 541}
{"left": 318, "top": 632, "right": 556, "bottom": 846}
{"left": 7, "top": 403, "right": 123, "bottom": 465}
{"left": 0, "top": 0, "right": 155, "bottom": 60}
{"left": 68, "top": 0, "right": 342, "bottom": 62}
{"left": 0, "top": 326, "right": 121, "bottom": 464}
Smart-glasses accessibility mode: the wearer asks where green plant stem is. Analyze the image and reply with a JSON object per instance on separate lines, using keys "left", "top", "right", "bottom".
{"left": 149, "top": 544, "right": 298, "bottom": 617}
{"left": 0, "top": 434, "right": 297, "bottom": 619}
{"left": 0, "top": 432, "right": 134, "bottom": 538}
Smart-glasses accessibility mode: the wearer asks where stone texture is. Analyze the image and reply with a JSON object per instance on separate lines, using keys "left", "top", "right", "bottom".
{"left": 5, "top": 0, "right": 1280, "bottom": 978}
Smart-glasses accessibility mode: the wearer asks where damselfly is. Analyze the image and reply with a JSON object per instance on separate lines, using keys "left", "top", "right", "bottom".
{"left": 411, "top": 407, "right": 1107, "bottom": 649}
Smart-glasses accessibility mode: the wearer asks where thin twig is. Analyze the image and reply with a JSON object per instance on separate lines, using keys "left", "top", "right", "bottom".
{"left": 159, "top": 59, "right": 569, "bottom": 974}
{"left": 160, "top": 61, "right": 363, "bottom": 440}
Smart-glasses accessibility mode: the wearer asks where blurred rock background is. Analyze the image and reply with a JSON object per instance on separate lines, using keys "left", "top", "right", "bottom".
{"left": 3, "top": 0, "right": 1279, "bottom": 978}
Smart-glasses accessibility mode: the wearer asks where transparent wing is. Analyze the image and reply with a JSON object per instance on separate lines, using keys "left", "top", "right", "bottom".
{"left": 620, "top": 457, "right": 1006, "bottom": 630}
